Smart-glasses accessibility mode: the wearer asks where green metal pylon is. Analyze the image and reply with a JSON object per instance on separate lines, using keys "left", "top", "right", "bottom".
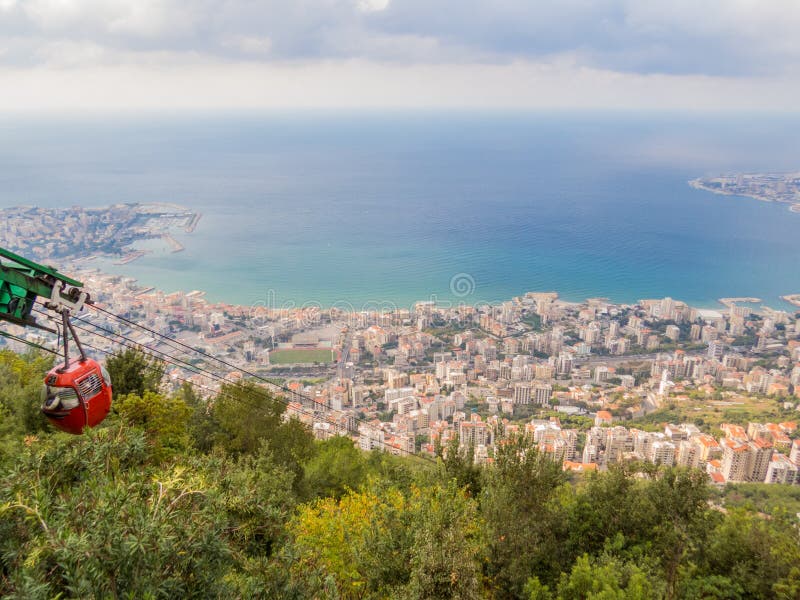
{"left": 0, "top": 247, "right": 85, "bottom": 331}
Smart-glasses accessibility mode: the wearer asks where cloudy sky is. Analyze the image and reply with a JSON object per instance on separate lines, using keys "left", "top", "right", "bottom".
{"left": 0, "top": 0, "right": 798, "bottom": 110}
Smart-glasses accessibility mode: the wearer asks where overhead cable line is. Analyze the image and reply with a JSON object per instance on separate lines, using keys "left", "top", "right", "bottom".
{"left": 33, "top": 307, "right": 414, "bottom": 456}
{"left": 32, "top": 307, "right": 311, "bottom": 417}
{"left": 88, "top": 304, "right": 413, "bottom": 453}
{"left": 0, "top": 330, "right": 59, "bottom": 355}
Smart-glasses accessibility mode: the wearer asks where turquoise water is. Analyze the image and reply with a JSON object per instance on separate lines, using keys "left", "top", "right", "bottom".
{"left": 0, "top": 111, "right": 798, "bottom": 310}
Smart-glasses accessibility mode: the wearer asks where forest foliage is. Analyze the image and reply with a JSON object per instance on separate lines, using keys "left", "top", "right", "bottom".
{"left": 0, "top": 348, "right": 799, "bottom": 599}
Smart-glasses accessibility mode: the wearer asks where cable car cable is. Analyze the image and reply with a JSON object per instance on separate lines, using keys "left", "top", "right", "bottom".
{"left": 32, "top": 309, "right": 275, "bottom": 413}
{"left": 3, "top": 249, "right": 416, "bottom": 454}
{"left": 90, "top": 304, "right": 337, "bottom": 396}
{"left": 70, "top": 312, "right": 304, "bottom": 406}
{"left": 36, "top": 304, "right": 415, "bottom": 456}
{"left": 61, "top": 328, "right": 390, "bottom": 452}
{"left": 65, "top": 317, "right": 340, "bottom": 422}
{"left": 31, "top": 309, "right": 385, "bottom": 446}
{"left": 0, "top": 330, "right": 59, "bottom": 355}
{"left": 89, "top": 304, "right": 381, "bottom": 422}
{"left": 89, "top": 304, "right": 417, "bottom": 456}
{"left": 40, "top": 302, "right": 332, "bottom": 413}
{"left": 36, "top": 318, "right": 325, "bottom": 424}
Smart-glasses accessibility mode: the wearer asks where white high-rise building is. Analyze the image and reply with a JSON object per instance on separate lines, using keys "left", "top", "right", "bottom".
{"left": 649, "top": 441, "right": 676, "bottom": 466}
{"left": 764, "top": 454, "right": 799, "bottom": 484}
{"left": 721, "top": 439, "right": 751, "bottom": 482}
{"left": 513, "top": 382, "right": 532, "bottom": 405}
{"left": 557, "top": 352, "right": 573, "bottom": 376}
{"left": 533, "top": 382, "right": 552, "bottom": 406}
{"left": 748, "top": 440, "right": 774, "bottom": 482}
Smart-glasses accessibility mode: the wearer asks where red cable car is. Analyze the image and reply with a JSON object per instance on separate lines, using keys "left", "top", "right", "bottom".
{"left": 39, "top": 310, "right": 113, "bottom": 434}
{"left": 0, "top": 249, "right": 113, "bottom": 433}
{"left": 41, "top": 358, "right": 112, "bottom": 434}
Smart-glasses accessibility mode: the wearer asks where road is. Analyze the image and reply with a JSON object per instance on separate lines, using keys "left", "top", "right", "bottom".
{"left": 337, "top": 330, "right": 351, "bottom": 380}
{"left": 573, "top": 349, "right": 706, "bottom": 366}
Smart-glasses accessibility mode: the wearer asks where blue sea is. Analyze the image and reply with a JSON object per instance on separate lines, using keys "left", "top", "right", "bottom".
{"left": 0, "top": 111, "right": 798, "bottom": 310}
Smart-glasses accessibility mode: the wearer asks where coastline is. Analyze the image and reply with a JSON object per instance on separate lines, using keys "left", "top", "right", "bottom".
{"left": 70, "top": 259, "right": 799, "bottom": 315}
{"left": 114, "top": 250, "right": 149, "bottom": 265}
{"left": 718, "top": 297, "right": 761, "bottom": 309}
{"left": 185, "top": 212, "right": 202, "bottom": 233}
{"left": 0, "top": 202, "right": 201, "bottom": 268}
{"left": 162, "top": 234, "right": 184, "bottom": 253}
{"left": 689, "top": 175, "right": 800, "bottom": 213}
{"left": 781, "top": 294, "right": 800, "bottom": 309}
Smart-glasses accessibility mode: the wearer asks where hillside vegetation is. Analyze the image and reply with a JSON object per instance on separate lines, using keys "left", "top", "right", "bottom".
{"left": 0, "top": 348, "right": 799, "bottom": 599}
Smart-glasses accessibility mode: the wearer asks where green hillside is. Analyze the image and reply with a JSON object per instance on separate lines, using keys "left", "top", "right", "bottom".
{"left": 0, "top": 348, "right": 798, "bottom": 599}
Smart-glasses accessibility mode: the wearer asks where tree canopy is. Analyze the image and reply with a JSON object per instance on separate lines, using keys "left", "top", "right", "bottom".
{"left": 105, "top": 346, "right": 165, "bottom": 397}
{"left": 0, "top": 349, "right": 799, "bottom": 599}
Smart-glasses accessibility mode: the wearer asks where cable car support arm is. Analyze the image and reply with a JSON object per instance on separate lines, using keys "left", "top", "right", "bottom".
{"left": 0, "top": 247, "right": 90, "bottom": 333}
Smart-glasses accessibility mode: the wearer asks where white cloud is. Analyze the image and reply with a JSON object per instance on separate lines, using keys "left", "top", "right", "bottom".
{"left": 22, "top": 0, "right": 196, "bottom": 37}
{"left": 104, "top": 1, "right": 189, "bottom": 37}
{"left": 0, "top": 0, "right": 798, "bottom": 109}
{"left": 34, "top": 39, "right": 107, "bottom": 67}
{"left": 223, "top": 35, "right": 272, "bottom": 56}
{"left": 0, "top": 59, "right": 797, "bottom": 112}
{"left": 1, "top": 0, "right": 797, "bottom": 75}
{"left": 356, "top": 0, "right": 390, "bottom": 13}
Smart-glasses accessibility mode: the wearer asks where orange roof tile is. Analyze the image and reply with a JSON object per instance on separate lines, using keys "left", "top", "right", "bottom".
{"left": 698, "top": 436, "right": 720, "bottom": 448}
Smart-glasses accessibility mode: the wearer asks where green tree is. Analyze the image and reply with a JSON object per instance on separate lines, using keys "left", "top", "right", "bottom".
{"left": 679, "top": 575, "right": 743, "bottom": 600}
{"left": 773, "top": 567, "right": 800, "bottom": 600}
{"left": 0, "top": 349, "right": 53, "bottom": 437}
{"left": 115, "top": 390, "right": 192, "bottom": 461}
{"left": 556, "top": 554, "right": 653, "bottom": 599}
{"left": 702, "top": 509, "right": 799, "bottom": 599}
{"left": 212, "top": 443, "right": 297, "bottom": 560}
{"left": 525, "top": 577, "right": 553, "bottom": 600}
{"left": 565, "top": 466, "right": 642, "bottom": 560}
{"left": 105, "top": 347, "right": 165, "bottom": 397}
{"left": 645, "top": 468, "right": 714, "bottom": 599}
{"left": 200, "top": 382, "right": 315, "bottom": 491}
{"left": 180, "top": 381, "right": 219, "bottom": 453}
{"left": 0, "top": 427, "right": 233, "bottom": 599}
{"left": 441, "top": 434, "right": 482, "bottom": 496}
{"left": 405, "top": 482, "right": 486, "bottom": 600}
{"left": 284, "top": 480, "right": 486, "bottom": 600}
{"left": 285, "top": 486, "right": 412, "bottom": 598}
{"left": 209, "top": 382, "right": 285, "bottom": 454}
{"left": 302, "top": 435, "right": 368, "bottom": 500}
{"left": 482, "top": 435, "right": 568, "bottom": 597}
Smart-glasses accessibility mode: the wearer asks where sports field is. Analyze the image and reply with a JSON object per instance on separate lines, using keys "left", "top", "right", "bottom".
{"left": 269, "top": 348, "right": 334, "bottom": 364}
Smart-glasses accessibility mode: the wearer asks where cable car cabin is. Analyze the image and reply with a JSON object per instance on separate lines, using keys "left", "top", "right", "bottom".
{"left": 41, "top": 359, "right": 112, "bottom": 434}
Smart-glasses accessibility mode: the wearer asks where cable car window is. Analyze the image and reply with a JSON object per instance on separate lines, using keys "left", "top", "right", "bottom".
{"left": 77, "top": 372, "right": 103, "bottom": 399}
{"left": 100, "top": 365, "right": 112, "bottom": 387}
{"left": 42, "top": 385, "right": 80, "bottom": 411}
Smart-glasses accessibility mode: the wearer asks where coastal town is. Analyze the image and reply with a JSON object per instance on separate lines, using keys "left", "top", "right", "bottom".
{"left": 3, "top": 262, "right": 800, "bottom": 488}
{"left": 1, "top": 201, "right": 799, "bottom": 486}
{"left": 0, "top": 203, "right": 201, "bottom": 263}
{"left": 690, "top": 172, "right": 800, "bottom": 213}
